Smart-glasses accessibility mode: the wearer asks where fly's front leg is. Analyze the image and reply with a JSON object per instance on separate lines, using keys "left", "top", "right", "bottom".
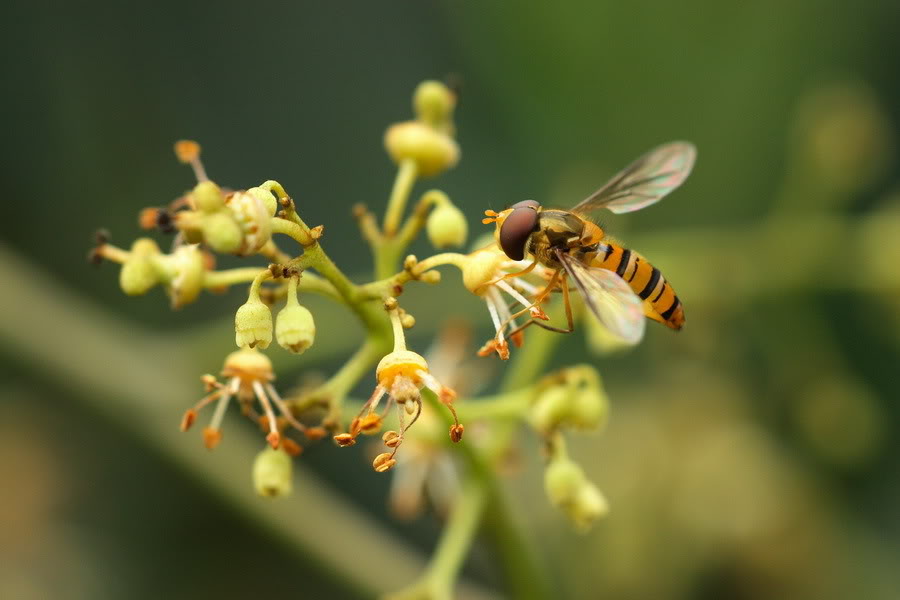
{"left": 507, "top": 273, "right": 575, "bottom": 338}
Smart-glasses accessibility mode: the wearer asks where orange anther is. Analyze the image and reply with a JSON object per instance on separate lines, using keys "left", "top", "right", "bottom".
{"left": 202, "top": 427, "right": 222, "bottom": 450}
{"left": 334, "top": 433, "right": 356, "bottom": 447}
{"left": 449, "top": 424, "right": 465, "bottom": 443}
{"left": 358, "top": 413, "right": 383, "bottom": 435}
{"left": 303, "top": 427, "right": 327, "bottom": 441}
{"left": 180, "top": 409, "right": 196, "bottom": 432}
{"left": 174, "top": 140, "right": 201, "bottom": 163}
{"left": 281, "top": 437, "right": 303, "bottom": 457}
{"left": 373, "top": 453, "right": 397, "bottom": 473}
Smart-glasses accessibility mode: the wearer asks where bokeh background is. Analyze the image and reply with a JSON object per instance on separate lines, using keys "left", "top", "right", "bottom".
{"left": 2, "top": 1, "right": 899, "bottom": 599}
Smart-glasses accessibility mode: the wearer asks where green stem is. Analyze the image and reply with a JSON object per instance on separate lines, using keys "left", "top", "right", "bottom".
{"left": 453, "top": 389, "right": 534, "bottom": 422}
{"left": 204, "top": 267, "right": 266, "bottom": 289}
{"left": 394, "top": 189, "right": 447, "bottom": 250}
{"left": 271, "top": 217, "right": 316, "bottom": 247}
{"left": 425, "top": 477, "right": 488, "bottom": 593}
{"left": 295, "top": 340, "right": 384, "bottom": 424}
{"left": 383, "top": 159, "right": 419, "bottom": 237}
{"left": 377, "top": 160, "right": 419, "bottom": 279}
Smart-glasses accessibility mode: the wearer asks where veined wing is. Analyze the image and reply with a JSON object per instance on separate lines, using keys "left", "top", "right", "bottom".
{"left": 557, "top": 250, "right": 645, "bottom": 344}
{"left": 572, "top": 142, "right": 696, "bottom": 215}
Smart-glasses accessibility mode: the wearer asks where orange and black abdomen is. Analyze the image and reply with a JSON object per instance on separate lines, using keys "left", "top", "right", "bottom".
{"left": 593, "top": 242, "right": 685, "bottom": 330}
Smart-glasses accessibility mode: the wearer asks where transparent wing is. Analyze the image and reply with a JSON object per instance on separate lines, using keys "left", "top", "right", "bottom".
{"left": 572, "top": 141, "right": 696, "bottom": 215}
{"left": 558, "top": 250, "right": 645, "bottom": 345}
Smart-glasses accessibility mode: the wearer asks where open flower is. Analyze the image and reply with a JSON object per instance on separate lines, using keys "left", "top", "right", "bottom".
{"left": 385, "top": 321, "right": 479, "bottom": 518}
{"left": 458, "top": 245, "right": 554, "bottom": 360}
{"left": 334, "top": 298, "right": 463, "bottom": 471}
{"left": 180, "top": 347, "right": 316, "bottom": 450}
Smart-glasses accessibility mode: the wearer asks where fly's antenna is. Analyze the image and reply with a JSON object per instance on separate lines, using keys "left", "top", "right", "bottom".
{"left": 482, "top": 209, "right": 499, "bottom": 225}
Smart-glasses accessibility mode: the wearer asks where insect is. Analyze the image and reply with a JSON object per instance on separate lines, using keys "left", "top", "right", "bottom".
{"left": 482, "top": 141, "right": 696, "bottom": 345}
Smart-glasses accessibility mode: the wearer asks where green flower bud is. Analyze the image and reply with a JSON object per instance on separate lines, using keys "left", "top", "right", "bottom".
{"left": 193, "top": 180, "right": 225, "bottom": 213}
{"left": 235, "top": 294, "right": 273, "bottom": 349}
{"left": 384, "top": 121, "right": 460, "bottom": 177}
{"left": 530, "top": 384, "right": 572, "bottom": 434}
{"left": 201, "top": 211, "right": 243, "bottom": 254}
{"left": 569, "top": 384, "right": 609, "bottom": 431}
{"left": 118, "top": 238, "right": 162, "bottom": 296}
{"left": 252, "top": 446, "right": 293, "bottom": 498}
{"left": 246, "top": 186, "right": 278, "bottom": 217}
{"left": 426, "top": 195, "right": 468, "bottom": 248}
{"left": 276, "top": 304, "right": 315, "bottom": 353}
{"left": 414, "top": 80, "right": 456, "bottom": 129}
{"left": 162, "top": 244, "right": 205, "bottom": 309}
{"left": 544, "top": 457, "right": 585, "bottom": 507}
{"left": 530, "top": 366, "right": 609, "bottom": 433}
{"left": 275, "top": 278, "right": 316, "bottom": 355}
{"left": 276, "top": 276, "right": 315, "bottom": 354}
{"left": 569, "top": 482, "right": 609, "bottom": 531}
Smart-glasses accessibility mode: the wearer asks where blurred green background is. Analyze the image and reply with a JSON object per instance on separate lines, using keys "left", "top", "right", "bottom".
{"left": 2, "top": 1, "right": 899, "bottom": 599}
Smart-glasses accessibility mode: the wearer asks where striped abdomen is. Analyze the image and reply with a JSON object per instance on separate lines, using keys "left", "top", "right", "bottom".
{"left": 593, "top": 242, "right": 684, "bottom": 330}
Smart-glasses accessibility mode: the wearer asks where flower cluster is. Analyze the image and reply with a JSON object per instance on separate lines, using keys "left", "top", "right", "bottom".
{"left": 90, "top": 80, "right": 626, "bottom": 599}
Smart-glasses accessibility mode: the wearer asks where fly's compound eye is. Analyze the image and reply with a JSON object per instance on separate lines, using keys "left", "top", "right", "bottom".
{"left": 499, "top": 206, "right": 539, "bottom": 261}
{"left": 510, "top": 200, "right": 540, "bottom": 210}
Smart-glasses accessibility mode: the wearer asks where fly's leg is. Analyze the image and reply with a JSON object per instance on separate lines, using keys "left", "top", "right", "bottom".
{"left": 507, "top": 272, "right": 575, "bottom": 337}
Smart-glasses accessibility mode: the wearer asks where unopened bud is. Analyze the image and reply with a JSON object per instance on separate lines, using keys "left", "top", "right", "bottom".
{"left": 414, "top": 80, "right": 456, "bottom": 128}
{"left": 252, "top": 446, "right": 293, "bottom": 498}
{"left": 193, "top": 180, "right": 225, "bottom": 213}
{"left": 119, "top": 238, "right": 162, "bottom": 295}
{"left": 569, "top": 384, "right": 609, "bottom": 431}
{"left": 569, "top": 482, "right": 609, "bottom": 531}
{"left": 202, "top": 211, "right": 243, "bottom": 254}
{"left": 544, "top": 457, "right": 586, "bottom": 507}
{"left": 235, "top": 296, "right": 273, "bottom": 349}
{"left": 530, "top": 385, "right": 572, "bottom": 434}
{"left": 164, "top": 244, "right": 205, "bottom": 309}
{"left": 384, "top": 121, "right": 460, "bottom": 178}
{"left": 426, "top": 194, "right": 468, "bottom": 248}
{"left": 276, "top": 276, "right": 315, "bottom": 353}
{"left": 275, "top": 304, "right": 316, "bottom": 354}
{"left": 247, "top": 186, "right": 278, "bottom": 217}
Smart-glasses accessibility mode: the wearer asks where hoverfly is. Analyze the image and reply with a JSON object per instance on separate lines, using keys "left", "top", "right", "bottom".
{"left": 482, "top": 141, "right": 696, "bottom": 345}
